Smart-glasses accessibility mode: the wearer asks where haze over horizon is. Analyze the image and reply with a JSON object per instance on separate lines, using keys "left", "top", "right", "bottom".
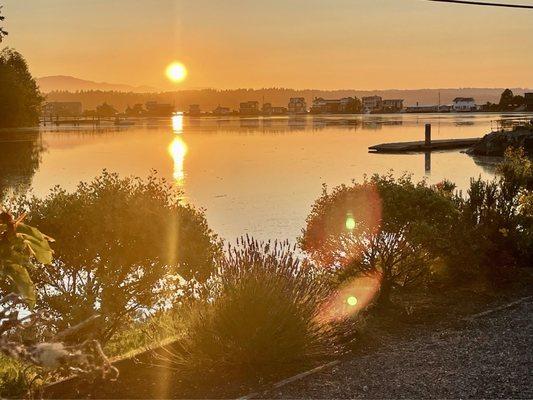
{"left": 3, "top": 0, "right": 533, "bottom": 90}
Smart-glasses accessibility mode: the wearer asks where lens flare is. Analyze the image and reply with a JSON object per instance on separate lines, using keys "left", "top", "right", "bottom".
{"left": 318, "top": 272, "right": 381, "bottom": 323}
{"left": 345, "top": 215, "right": 356, "bottom": 230}
{"left": 166, "top": 62, "right": 187, "bottom": 82}
{"left": 347, "top": 296, "right": 358, "bottom": 306}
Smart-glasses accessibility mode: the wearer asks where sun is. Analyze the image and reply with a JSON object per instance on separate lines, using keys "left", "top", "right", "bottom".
{"left": 166, "top": 62, "right": 187, "bottom": 82}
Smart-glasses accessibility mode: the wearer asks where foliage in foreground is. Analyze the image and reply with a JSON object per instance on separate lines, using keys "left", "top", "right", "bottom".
{"left": 10, "top": 171, "right": 221, "bottom": 342}
{"left": 301, "top": 148, "right": 532, "bottom": 305}
{"left": 448, "top": 148, "right": 533, "bottom": 283}
{"left": 154, "top": 238, "right": 338, "bottom": 382}
{"left": 300, "top": 174, "right": 457, "bottom": 305}
{"left": 0, "top": 211, "right": 117, "bottom": 398}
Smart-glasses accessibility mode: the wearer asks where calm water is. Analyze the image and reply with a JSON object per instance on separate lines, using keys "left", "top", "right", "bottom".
{"left": 1, "top": 113, "right": 531, "bottom": 243}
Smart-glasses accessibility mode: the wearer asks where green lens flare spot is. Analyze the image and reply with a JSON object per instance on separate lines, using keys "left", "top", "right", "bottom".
{"left": 347, "top": 296, "right": 358, "bottom": 306}
{"left": 345, "top": 216, "right": 356, "bottom": 230}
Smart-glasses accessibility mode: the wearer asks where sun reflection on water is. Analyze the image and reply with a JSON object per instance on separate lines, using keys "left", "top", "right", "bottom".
{"left": 169, "top": 114, "right": 187, "bottom": 184}
{"left": 172, "top": 113, "right": 184, "bottom": 133}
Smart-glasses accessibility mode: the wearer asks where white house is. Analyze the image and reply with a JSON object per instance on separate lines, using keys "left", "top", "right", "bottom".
{"left": 452, "top": 97, "right": 477, "bottom": 112}
{"left": 362, "top": 96, "right": 383, "bottom": 113}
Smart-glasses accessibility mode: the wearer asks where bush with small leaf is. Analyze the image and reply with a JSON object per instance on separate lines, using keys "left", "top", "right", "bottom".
{"left": 12, "top": 171, "right": 221, "bottom": 342}
{"left": 300, "top": 174, "right": 457, "bottom": 306}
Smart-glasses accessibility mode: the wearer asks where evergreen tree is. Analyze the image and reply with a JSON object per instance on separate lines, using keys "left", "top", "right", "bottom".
{"left": 0, "top": 48, "right": 44, "bottom": 128}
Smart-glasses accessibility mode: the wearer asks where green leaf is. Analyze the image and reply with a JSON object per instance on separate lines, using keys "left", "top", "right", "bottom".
{"left": 2, "top": 263, "right": 36, "bottom": 308}
{"left": 16, "top": 223, "right": 54, "bottom": 264}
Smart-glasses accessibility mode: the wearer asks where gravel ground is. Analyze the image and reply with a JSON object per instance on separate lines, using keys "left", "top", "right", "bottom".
{"left": 262, "top": 297, "right": 533, "bottom": 399}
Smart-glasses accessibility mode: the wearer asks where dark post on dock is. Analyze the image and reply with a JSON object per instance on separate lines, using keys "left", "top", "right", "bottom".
{"left": 425, "top": 124, "right": 431, "bottom": 147}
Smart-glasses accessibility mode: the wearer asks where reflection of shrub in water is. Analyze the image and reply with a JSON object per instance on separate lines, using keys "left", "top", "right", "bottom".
{"left": 0, "top": 131, "right": 44, "bottom": 198}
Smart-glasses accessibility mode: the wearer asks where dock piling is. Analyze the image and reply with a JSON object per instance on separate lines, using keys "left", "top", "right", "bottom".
{"left": 425, "top": 124, "right": 431, "bottom": 146}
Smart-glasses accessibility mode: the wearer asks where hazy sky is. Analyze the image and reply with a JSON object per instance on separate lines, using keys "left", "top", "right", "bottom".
{"left": 3, "top": 0, "right": 533, "bottom": 90}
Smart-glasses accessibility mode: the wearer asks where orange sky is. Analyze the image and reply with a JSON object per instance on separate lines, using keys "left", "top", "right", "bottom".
{"left": 3, "top": 0, "right": 533, "bottom": 90}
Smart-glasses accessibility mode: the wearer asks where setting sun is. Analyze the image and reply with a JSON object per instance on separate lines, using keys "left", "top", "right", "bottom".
{"left": 165, "top": 62, "right": 187, "bottom": 83}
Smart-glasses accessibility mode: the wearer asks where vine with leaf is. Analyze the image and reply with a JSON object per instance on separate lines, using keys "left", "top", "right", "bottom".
{"left": 0, "top": 210, "right": 118, "bottom": 395}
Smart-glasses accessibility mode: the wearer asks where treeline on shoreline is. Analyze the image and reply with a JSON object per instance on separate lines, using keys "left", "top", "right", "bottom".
{"left": 44, "top": 87, "right": 533, "bottom": 115}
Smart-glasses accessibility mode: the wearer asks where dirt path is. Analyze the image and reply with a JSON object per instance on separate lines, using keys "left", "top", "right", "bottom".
{"left": 262, "top": 297, "right": 533, "bottom": 399}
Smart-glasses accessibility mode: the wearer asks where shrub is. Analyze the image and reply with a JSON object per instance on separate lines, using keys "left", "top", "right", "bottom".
{"left": 300, "top": 174, "right": 457, "bottom": 306}
{"left": 11, "top": 171, "right": 221, "bottom": 342}
{"left": 451, "top": 148, "right": 533, "bottom": 284}
{"left": 1, "top": 210, "right": 117, "bottom": 398}
{"left": 157, "top": 238, "right": 336, "bottom": 382}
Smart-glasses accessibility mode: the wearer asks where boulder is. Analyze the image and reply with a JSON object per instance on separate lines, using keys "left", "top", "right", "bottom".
{"left": 467, "top": 125, "right": 533, "bottom": 156}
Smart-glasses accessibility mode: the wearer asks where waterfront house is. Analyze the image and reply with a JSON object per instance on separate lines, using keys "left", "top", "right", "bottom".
{"left": 188, "top": 104, "right": 201, "bottom": 116}
{"left": 239, "top": 101, "right": 260, "bottom": 115}
{"left": 261, "top": 103, "right": 287, "bottom": 116}
{"left": 213, "top": 106, "right": 231, "bottom": 116}
{"left": 311, "top": 97, "right": 358, "bottom": 114}
{"left": 405, "top": 104, "right": 439, "bottom": 113}
{"left": 288, "top": 97, "right": 307, "bottom": 114}
{"left": 311, "top": 97, "right": 340, "bottom": 114}
{"left": 362, "top": 96, "right": 383, "bottom": 113}
{"left": 145, "top": 101, "right": 175, "bottom": 117}
{"left": 272, "top": 106, "right": 287, "bottom": 115}
{"left": 452, "top": 97, "right": 477, "bottom": 112}
{"left": 262, "top": 102, "right": 273, "bottom": 115}
{"left": 42, "top": 101, "right": 82, "bottom": 117}
{"left": 382, "top": 99, "right": 404, "bottom": 112}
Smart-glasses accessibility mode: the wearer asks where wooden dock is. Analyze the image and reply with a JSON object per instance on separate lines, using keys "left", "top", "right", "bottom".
{"left": 369, "top": 137, "right": 480, "bottom": 153}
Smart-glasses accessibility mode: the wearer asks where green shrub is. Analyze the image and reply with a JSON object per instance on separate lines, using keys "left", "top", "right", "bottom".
{"left": 450, "top": 148, "right": 533, "bottom": 284}
{"left": 158, "top": 238, "right": 337, "bottom": 382}
{"left": 11, "top": 171, "right": 221, "bottom": 342}
{"left": 0, "top": 356, "right": 49, "bottom": 399}
{"left": 300, "top": 174, "right": 457, "bottom": 306}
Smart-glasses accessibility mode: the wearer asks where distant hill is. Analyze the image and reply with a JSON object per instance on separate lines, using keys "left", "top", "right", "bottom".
{"left": 43, "top": 87, "right": 533, "bottom": 112}
{"left": 37, "top": 75, "right": 158, "bottom": 93}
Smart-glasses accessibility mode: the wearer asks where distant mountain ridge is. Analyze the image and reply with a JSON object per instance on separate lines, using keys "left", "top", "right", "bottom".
{"left": 37, "top": 75, "right": 159, "bottom": 93}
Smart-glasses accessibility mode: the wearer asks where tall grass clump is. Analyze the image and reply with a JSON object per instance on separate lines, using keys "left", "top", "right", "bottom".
{"left": 157, "top": 237, "right": 338, "bottom": 382}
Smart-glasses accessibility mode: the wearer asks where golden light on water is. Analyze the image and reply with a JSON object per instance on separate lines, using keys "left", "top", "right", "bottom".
{"left": 168, "top": 136, "right": 188, "bottom": 183}
{"left": 166, "top": 62, "right": 187, "bottom": 82}
{"left": 169, "top": 114, "right": 187, "bottom": 184}
{"left": 172, "top": 113, "right": 184, "bottom": 133}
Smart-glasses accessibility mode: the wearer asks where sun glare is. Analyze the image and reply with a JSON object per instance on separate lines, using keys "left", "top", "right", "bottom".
{"left": 166, "top": 62, "right": 187, "bottom": 83}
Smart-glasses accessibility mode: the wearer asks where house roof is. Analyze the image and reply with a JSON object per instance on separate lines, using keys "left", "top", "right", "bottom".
{"left": 453, "top": 97, "right": 475, "bottom": 102}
